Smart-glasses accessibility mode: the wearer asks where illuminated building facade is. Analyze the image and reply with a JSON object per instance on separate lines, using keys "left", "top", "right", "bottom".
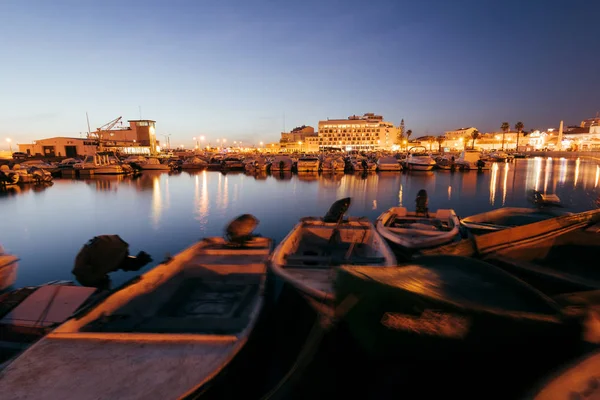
{"left": 279, "top": 125, "right": 317, "bottom": 152}
{"left": 317, "top": 113, "right": 399, "bottom": 150}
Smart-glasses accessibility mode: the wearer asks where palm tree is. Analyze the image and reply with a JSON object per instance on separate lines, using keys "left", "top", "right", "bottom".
{"left": 436, "top": 135, "right": 445, "bottom": 152}
{"left": 405, "top": 130, "right": 412, "bottom": 150}
{"left": 500, "top": 122, "right": 510, "bottom": 151}
{"left": 470, "top": 130, "right": 480, "bottom": 149}
{"left": 514, "top": 121, "right": 524, "bottom": 151}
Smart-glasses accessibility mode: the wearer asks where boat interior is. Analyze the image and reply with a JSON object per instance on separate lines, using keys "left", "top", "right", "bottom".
{"left": 278, "top": 220, "right": 389, "bottom": 269}
{"left": 493, "top": 227, "right": 600, "bottom": 280}
{"left": 385, "top": 208, "right": 455, "bottom": 233}
{"left": 464, "top": 208, "right": 566, "bottom": 227}
{"left": 78, "top": 239, "right": 270, "bottom": 336}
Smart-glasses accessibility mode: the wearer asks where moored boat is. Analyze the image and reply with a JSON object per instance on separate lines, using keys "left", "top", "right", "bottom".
{"left": 334, "top": 255, "right": 579, "bottom": 360}
{"left": 139, "top": 157, "right": 171, "bottom": 171}
{"left": 271, "top": 155, "right": 293, "bottom": 172}
{"left": 0, "top": 282, "right": 97, "bottom": 364}
{"left": 526, "top": 350, "right": 600, "bottom": 400}
{"left": 406, "top": 147, "right": 436, "bottom": 171}
{"left": 0, "top": 220, "right": 273, "bottom": 399}
{"left": 296, "top": 156, "right": 320, "bottom": 172}
{"left": 460, "top": 207, "right": 570, "bottom": 236}
{"left": 425, "top": 209, "right": 600, "bottom": 295}
{"left": 73, "top": 154, "right": 132, "bottom": 175}
{"left": 181, "top": 156, "right": 208, "bottom": 169}
{"left": 376, "top": 156, "right": 402, "bottom": 171}
{"left": 0, "top": 246, "right": 18, "bottom": 292}
{"left": 269, "top": 198, "right": 396, "bottom": 317}
{"left": 454, "top": 149, "right": 491, "bottom": 171}
{"left": 376, "top": 206, "right": 460, "bottom": 254}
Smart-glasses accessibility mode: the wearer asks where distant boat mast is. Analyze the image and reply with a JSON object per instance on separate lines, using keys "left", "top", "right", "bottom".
{"left": 86, "top": 112, "right": 92, "bottom": 138}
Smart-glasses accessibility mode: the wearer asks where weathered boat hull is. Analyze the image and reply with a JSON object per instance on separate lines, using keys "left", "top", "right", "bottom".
{"left": 0, "top": 254, "right": 18, "bottom": 292}
{"left": 335, "top": 256, "right": 578, "bottom": 360}
{"left": 0, "top": 236, "right": 273, "bottom": 399}
{"left": 460, "top": 207, "right": 569, "bottom": 236}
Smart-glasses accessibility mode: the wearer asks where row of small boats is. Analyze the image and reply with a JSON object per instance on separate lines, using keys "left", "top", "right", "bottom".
{"left": 0, "top": 198, "right": 599, "bottom": 398}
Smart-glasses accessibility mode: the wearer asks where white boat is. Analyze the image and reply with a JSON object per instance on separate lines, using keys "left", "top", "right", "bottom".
{"left": 20, "top": 160, "right": 59, "bottom": 175}
{"left": 489, "top": 151, "right": 509, "bottom": 162}
{"left": 0, "top": 245, "right": 19, "bottom": 292}
{"left": 271, "top": 155, "right": 293, "bottom": 172}
{"left": 0, "top": 282, "right": 97, "bottom": 365}
{"left": 270, "top": 198, "right": 396, "bottom": 315}
{"left": 0, "top": 235, "right": 273, "bottom": 399}
{"left": 377, "top": 156, "right": 402, "bottom": 171}
{"left": 73, "top": 154, "right": 132, "bottom": 175}
{"left": 181, "top": 156, "right": 208, "bottom": 169}
{"left": 296, "top": 156, "right": 320, "bottom": 172}
{"left": 376, "top": 207, "right": 461, "bottom": 251}
{"left": 455, "top": 149, "right": 491, "bottom": 170}
{"left": 406, "top": 147, "right": 436, "bottom": 171}
{"left": 139, "top": 157, "right": 170, "bottom": 171}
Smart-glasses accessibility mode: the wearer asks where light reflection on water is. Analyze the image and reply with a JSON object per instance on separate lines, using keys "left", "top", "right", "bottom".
{"left": 1, "top": 158, "right": 599, "bottom": 287}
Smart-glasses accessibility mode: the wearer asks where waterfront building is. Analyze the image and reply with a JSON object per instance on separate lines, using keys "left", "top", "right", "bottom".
{"left": 18, "top": 137, "right": 99, "bottom": 158}
{"left": 443, "top": 127, "right": 479, "bottom": 150}
{"left": 18, "top": 118, "right": 161, "bottom": 157}
{"left": 317, "top": 113, "right": 399, "bottom": 151}
{"left": 278, "top": 125, "right": 318, "bottom": 152}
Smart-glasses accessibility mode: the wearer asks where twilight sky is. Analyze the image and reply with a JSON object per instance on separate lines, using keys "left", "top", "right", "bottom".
{"left": 1, "top": 0, "right": 599, "bottom": 148}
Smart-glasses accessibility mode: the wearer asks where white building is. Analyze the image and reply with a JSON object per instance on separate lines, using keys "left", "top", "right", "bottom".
{"left": 317, "top": 113, "right": 399, "bottom": 151}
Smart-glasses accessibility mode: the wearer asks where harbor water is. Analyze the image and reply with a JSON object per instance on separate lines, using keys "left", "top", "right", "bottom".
{"left": 1, "top": 157, "right": 599, "bottom": 288}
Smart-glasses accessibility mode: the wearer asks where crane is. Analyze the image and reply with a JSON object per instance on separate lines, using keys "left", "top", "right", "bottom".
{"left": 95, "top": 116, "right": 123, "bottom": 136}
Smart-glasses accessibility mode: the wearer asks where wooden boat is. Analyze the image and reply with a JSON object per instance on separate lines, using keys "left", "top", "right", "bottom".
{"left": 425, "top": 209, "right": 600, "bottom": 296}
{"left": 526, "top": 350, "right": 600, "bottom": 400}
{"left": 460, "top": 207, "right": 570, "bottom": 236}
{"left": 334, "top": 255, "right": 578, "bottom": 360}
{"left": 270, "top": 198, "right": 396, "bottom": 317}
{"left": 425, "top": 208, "right": 600, "bottom": 258}
{"left": 0, "top": 234, "right": 272, "bottom": 399}
{"left": 0, "top": 282, "right": 97, "bottom": 365}
{"left": 0, "top": 246, "right": 18, "bottom": 292}
{"left": 376, "top": 207, "right": 460, "bottom": 252}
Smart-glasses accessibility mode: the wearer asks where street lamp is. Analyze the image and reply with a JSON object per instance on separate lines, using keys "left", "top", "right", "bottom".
{"left": 6, "top": 138, "right": 12, "bottom": 153}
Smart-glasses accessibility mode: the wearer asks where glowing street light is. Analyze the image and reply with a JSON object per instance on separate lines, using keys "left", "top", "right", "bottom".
{"left": 6, "top": 138, "right": 12, "bottom": 152}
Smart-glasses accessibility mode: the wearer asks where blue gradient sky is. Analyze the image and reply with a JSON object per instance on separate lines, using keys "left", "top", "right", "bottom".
{"left": 1, "top": 0, "right": 599, "bottom": 148}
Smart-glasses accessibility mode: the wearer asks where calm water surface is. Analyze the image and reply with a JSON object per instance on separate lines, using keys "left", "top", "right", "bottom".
{"left": 1, "top": 157, "right": 599, "bottom": 287}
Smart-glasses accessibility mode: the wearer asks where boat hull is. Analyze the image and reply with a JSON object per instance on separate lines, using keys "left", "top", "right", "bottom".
{"left": 407, "top": 163, "right": 435, "bottom": 171}
{"left": 0, "top": 255, "right": 18, "bottom": 291}
{"left": 335, "top": 257, "right": 578, "bottom": 360}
